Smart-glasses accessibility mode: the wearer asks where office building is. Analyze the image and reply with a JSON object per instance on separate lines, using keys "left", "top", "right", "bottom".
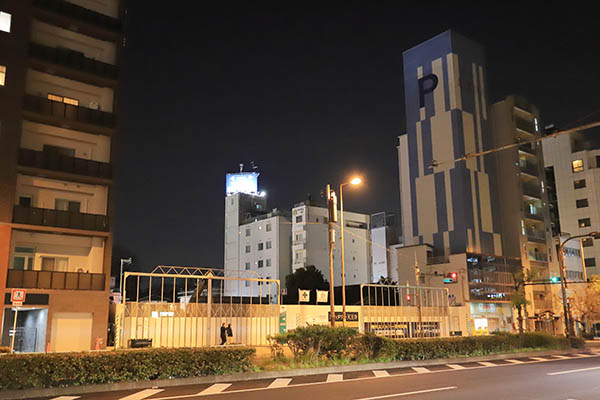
{"left": 370, "top": 212, "right": 398, "bottom": 282}
{"left": 0, "top": 0, "right": 124, "bottom": 352}
{"left": 543, "top": 130, "right": 600, "bottom": 277}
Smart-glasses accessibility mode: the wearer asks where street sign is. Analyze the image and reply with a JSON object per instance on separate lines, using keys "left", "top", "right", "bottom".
{"left": 11, "top": 289, "right": 25, "bottom": 306}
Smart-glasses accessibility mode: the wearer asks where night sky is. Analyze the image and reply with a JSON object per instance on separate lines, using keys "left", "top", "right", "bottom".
{"left": 114, "top": 3, "right": 599, "bottom": 271}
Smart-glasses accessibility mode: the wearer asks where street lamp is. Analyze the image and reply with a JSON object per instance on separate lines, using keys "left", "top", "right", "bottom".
{"left": 340, "top": 176, "right": 362, "bottom": 326}
{"left": 557, "top": 232, "right": 600, "bottom": 337}
{"left": 120, "top": 257, "right": 132, "bottom": 299}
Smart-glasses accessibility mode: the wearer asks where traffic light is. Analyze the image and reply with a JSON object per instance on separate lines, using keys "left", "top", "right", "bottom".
{"left": 443, "top": 272, "right": 458, "bottom": 283}
{"left": 550, "top": 276, "right": 561, "bottom": 284}
{"left": 405, "top": 294, "right": 412, "bottom": 303}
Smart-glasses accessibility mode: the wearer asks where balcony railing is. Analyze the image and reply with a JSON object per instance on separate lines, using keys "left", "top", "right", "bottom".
{"left": 23, "top": 94, "right": 116, "bottom": 130}
{"left": 6, "top": 269, "right": 105, "bottom": 291}
{"left": 33, "top": 0, "right": 121, "bottom": 32}
{"left": 13, "top": 205, "right": 109, "bottom": 232}
{"left": 518, "top": 143, "right": 537, "bottom": 155}
{"left": 30, "top": 42, "right": 119, "bottom": 80}
{"left": 19, "top": 148, "right": 112, "bottom": 179}
{"left": 515, "top": 117, "right": 536, "bottom": 134}
{"left": 528, "top": 252, "right": 548, "bottom": 262}
{"left": 524, "top": 207, "right": 544, "bottom": 221}
{"left": 520, "top": 162, "right": 539, "bottom": 177}
{"left": 527, "top": 230, "right": 546, "bottom": 243}
{"left": 522, "top": 184, "right": 541, "bottom": 199}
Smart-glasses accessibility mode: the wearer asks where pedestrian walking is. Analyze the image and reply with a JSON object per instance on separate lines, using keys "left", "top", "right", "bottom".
{"left": 220, "top": 323, "right": 227, "bottom": 345}
{"left": 226, "top": 323, "right": 233, "bottom": 344}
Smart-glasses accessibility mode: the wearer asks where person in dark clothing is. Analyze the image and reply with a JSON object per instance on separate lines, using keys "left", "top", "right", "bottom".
{"left": 220, "top": 323, "right": 227, "bottom": 345}
{"left": 226, "top": 323, "right": 233, "bottom": 344}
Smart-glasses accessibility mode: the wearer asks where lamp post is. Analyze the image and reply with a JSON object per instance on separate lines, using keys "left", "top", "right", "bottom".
{"left": 120, "top": 257, "right": 132, "bottom": 300}
{"left": 339, "top": 177, "right": 362, "bottom": 326}
{"left": 557, "top": 232, "right": 600, "bottom": 337}
{"left": 326, "top": 184, "right": 336, "bottom": 327}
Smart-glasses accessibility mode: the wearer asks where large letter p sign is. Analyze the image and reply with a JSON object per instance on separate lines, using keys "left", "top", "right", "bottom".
{"left": 418, "top": 74, "right": 438, "bottom": 108}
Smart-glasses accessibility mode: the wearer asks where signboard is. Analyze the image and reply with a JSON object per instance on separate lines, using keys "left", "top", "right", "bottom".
{"left": 11, "top": 289, "right": 25, "bottom": 306}
{"left": 226, "top": 172, "right": 259, "bottom": 194}
{"left": 279, "top": 311, "right": 287, "bottom": 334}
{"left": 328, "top": 312, "right": 360, "bottom": 328}
{"left": 474, "top": 318, "right": 489, "bottom": 335}
{"left": 316, "top": 290, "right": 328, "bottom": 303}
{"left": 298, "top": 289, "right": 310, "bottom": 302}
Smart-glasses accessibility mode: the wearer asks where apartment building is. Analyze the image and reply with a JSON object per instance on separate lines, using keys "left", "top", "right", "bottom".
{"left": 0, "top": 0, "right": 124, "bottom": 352}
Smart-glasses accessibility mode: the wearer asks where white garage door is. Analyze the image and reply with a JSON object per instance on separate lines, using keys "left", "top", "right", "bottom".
{"left": 50, "top": 312, "right": 93, "bottom": 352}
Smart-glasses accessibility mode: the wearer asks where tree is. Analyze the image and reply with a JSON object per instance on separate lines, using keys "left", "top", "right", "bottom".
{"left": 284, "top": 265, "right": 329, "bottom": 304}
{"left": 569, "top": 277, "right": 600, "bottom": 334}
{"left": 511, "top": 269, "right": 535, "bottom": 334}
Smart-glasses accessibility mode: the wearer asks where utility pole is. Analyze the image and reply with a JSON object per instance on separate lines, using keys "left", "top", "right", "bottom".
{"left": 414, "top": 253, "right": 423, "bottom": 337}
{"left": 327, "top": 184, "right": 337, "bottom": 327}
{"left": 558, "top": 245, "right": 572, "bottom": 337}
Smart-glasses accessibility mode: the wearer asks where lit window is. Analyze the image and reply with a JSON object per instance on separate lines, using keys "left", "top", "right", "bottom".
{"left": 572, "top": 159, "right": 584, "bottom": 173}
{"left": 48, "top": 93, "right": 63, "bottom": 102}
{"left": 578, "top": 218, "right": 591, "bottom": 228}
{"left": 0, "top": 65, "right": 5, "bottom": 86}
{"left": 0, "top": 11, "right": 10, "bottom": 33}
{"left": 63, "top": 96, "right": 78, "bottom": 106}
{"left": 576, "top": 199, "right": 589, "bottom": 208}
{"left": 47, "top": 93, "right": 79, "bottom": 106}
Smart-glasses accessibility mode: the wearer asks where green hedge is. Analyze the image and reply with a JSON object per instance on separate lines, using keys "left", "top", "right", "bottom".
{"left": 0, "top": 347, "right": 255, "bottom": 390}
{"left": 270, "top": 326, "right": 574, "bottom": 362}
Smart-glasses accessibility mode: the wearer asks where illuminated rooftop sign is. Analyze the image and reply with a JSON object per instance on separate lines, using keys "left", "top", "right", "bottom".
{"left": 226, "top": 172, "right": 259, "bottom": 195}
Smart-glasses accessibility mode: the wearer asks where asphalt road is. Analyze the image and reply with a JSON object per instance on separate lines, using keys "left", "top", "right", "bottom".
{"left": 42, "top": 351, "right": 600, "bottom": 400}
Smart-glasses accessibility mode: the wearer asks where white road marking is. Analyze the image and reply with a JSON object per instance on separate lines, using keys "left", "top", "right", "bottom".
{"left": 478, "top": 361, "right": 496, "bottom": 367}
{"left": 547, "top": 366, "right": 600, "bottom": 376}
{"left": 197, "top": 384, "right": 232, "bottom": 395}
{"left": 353, "top": 386, "right": 457, "bottom": 400}
{"left": 447, "top": 364, "right": 466, "bottom": 370}
{"left": 411, "top": 367, "right": 430, "bottom": 373}
{"left": 506, "top": 359, "right": 524, "bottom": 364}
{"left": 51, "top": 397, "right": 81, "bottom": 400}
{"left": 268, "top": 378, "right": 292, "bottom": 388}
{"left": 326, "top": 374, "right": 344, "bottom": 382}
{"left": 530, "top": 357, "right": 548, "bottom": 361}
{"left": 119, "top": 389, "right": 164, "bottom": 400}
{"left": 573, "top": 353, "right": 592, "bottom": 357}
{"left": 553, "top": 355, "right": 572, "bottom": 359}
{"left": 373, "top": 370, "right": 390, "bottom": 377}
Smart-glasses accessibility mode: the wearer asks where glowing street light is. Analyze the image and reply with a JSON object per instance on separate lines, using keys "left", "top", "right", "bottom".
{"left": 340, "top": 176, "right": 363, "bottom": 325}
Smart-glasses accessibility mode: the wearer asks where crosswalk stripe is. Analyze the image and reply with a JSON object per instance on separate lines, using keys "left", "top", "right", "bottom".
{"left": 447, "top": 364, "right": 466, "bottom": 370}
{"left": 373, "top": 370, "right": 390, "bottom": 377}
{"left": 198, "top": 384, "right": 232, "bottom": 395}
{"left": 51, "top": 397, "right": 80, "bottom": 400}
{"left": 119, "top": 389, "right": 164, "bottom": 400}
{"left": 326, "top": 374, "right": 344, "bottom": 382}
{"left": 478, "top": 361, "right": 496, "bottom": 367}
{"left": 268, "top": 378, "right": 292, "bottom": 388}
{"left": 506, "top": 359, "right": 524, "bottom": 364}
{"left": 553, "top": 355, "right": 572, "bottom": 359}
{"left": 411, "top": 367, "right": 430, "bottom": 373}
{"left": 530, "top": 357, "right": 548, "bottom": 361}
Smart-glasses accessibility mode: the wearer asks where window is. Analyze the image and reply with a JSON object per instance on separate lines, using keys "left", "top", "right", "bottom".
{"left": 266, "top": 241, "right": 272, "bottom": 249}
{"left": 576, "top": 199, "right": 589, "bottom": 208}
{"left": 245, "top": 262, "right": 250, "bottom": 270}
{"left": 43, "top": 144, "right": 75, "bottom": 157}
{"left": 574, "top": 179, "right": 586, "bottom": 189}
{"left": 47, "top": 93, "right": 79, "bottom": 106}
{"left": 266, "top": 259, "right": 271, "bottom": 267}
{"left": 245, "top": 281, "right": 250, "bottom": 287}
{"left": 258, "top": 242, "right": 264, "bottom": 251}
{"left": 258, "top": 260, "right": 264, "bottom": 268}
{"left": 0, "top": 11, "right": 10, "bottom": 32}
{"left": 41, "top": 256, "right": 68, "bottom": 272}
{"left": 0, "top": 65, "right": 5, "bottom": 86}
{"left": 266, "top": 223, "right": 272, "bottom": 232}
{"left": 18, "top": 196, "right": 32, "bottom": 207}
{"left": 572, "top": 159, "right": 584, "bottom": 173}
{"left": 295, "top": 215, "right": 303, "bottom": 223}
{"left": 55, "top": 199, "right": 80, "bottom": 213}
{"left": 597, "top": 155, "right": 600, "bottom": 168}
{"left": 578, "top": 218, "right": 591, "bottom": 228}
{"left": 245, "top": 228, "right": 250, "bottom": 237}
{"left": 12, "top": 247, "right": 34, "bottom": 270}
{"left": 585, "top": 257, "right": 596, "bottom": 267}
{"left": 582, "top": 238, "right": 594, "bottom": 247}
{"left": 245, "top": 245, "right": 251, "bottom": 253}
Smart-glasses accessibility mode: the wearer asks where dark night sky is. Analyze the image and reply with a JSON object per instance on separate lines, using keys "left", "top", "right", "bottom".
{"left": 114, "top": 3, "right": 600, "bottom": 271}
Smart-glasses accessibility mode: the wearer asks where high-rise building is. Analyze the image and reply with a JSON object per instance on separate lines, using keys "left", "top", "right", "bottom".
{"left": 370, "top": 212, "right": 398, "bottom": 282}
{"left": 0, "top": 0, "right": 124, "bottom": 352}
{"left": 543, "top": 130, "right": 600, "bottom": 277}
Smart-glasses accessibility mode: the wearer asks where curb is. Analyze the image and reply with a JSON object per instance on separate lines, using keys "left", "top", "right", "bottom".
{"left": 0, "top": 348, "right": 587, "bottom": 400}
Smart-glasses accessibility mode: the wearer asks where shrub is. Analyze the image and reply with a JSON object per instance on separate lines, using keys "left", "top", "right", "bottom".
{"left": 0, "top": 347, "right": 255, "bottom": 390}
{"left": 569, "top": 336, "right": 586, "bottom": 348}
{"left": 0, "top": 346, "right": 11, "bottom": 353}
{"left": 269, "top": 325, "right": 358, "bottom": 361}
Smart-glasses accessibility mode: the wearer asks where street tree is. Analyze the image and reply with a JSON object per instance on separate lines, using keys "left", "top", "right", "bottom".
{"left": 511, "top": 269, "right": 536, "bottom": 334}
{"left": 284, "top": 265, "right": 329, "bottom": 304}
{"left": 569, "top": 277, "right": 600, "bottom": 334}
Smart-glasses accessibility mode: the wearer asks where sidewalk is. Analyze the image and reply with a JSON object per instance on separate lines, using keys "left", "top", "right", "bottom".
{"left": 2, "top": 346, "right": 595, "bottom": 400}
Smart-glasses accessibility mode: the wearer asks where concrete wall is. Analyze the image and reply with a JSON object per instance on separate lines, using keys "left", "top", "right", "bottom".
{"left": 66, "top": 0, "right": 120, "bottom": 18}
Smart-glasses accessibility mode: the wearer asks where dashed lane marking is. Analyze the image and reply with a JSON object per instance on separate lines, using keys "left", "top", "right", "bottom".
{"left": 573, "top": 353, "right": 593, "bottom": 357}
{"left": 268, "top": 378, "right": 292, "bottom": 388}
{"left": 447, "top": 364, "right": 466, "bottom": 370}
{"left": 411, "top": 367, "right": 430, "bottom": 373}
{"left": 547, "top": 366, "right": 600, "bottom": 376}
{"left": 373, "top": 370, "right": 390, "bottom": 377}
{"left": 197, "top": 384, "right": 232, "bottom": 395}
{"left": 530, "top": 357, "right": 548, "bottom": 361}
{"left": 326, "top": 374, "right": 344, "bottom": 382}
{"left": 506, "top": 359, "right": 524, "bottom": 364}
{"left": 353, "top": 386, "right": 458, "bottom": 400}
{"left": 50, "top": 397, "right": 81, "bottom": 400}
{"left": 478, "top": 362, "right": 496, "bottom": 367}
{"left": 553, "top": 355, "right": 572, "bottom": 359}
{"left": 119, "top": 389, "right": 164, "bottom": 400}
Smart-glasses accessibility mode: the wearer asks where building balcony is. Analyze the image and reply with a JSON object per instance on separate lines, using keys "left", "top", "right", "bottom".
{"left": 29, "top": 42, "right": 119, "bottom": 83}
{"left": 13, "top": 205, "right": 109, "bottom": 232}
{"left": 522, "top": 184, "right": 541, "bottom": 199}
{"left": 520, "top": 162, "right": 539, "bottom": 177}
{"left": 6, "top": 269, "right": 105, "bottom": 291}
{"left": 33, "top": 0, "right": 121, "bottom": 35}
{"left": 515, "top": 117, "right": 536, "bottom": 135}
{"left": 527, "top": 230, "right": 547, "bottom": 243}
{"left": 23, "top": 94, "right": 116, "bottom": 135}
{"left": 523, "top": 208, "right": 544, "bottom": 221}
{"left": 518, "top": 143, "right": 537, "bottom": 156}
{"left": 18, "top": 148, "right": 112, "bottom": 180}
{"left": 528, "top": 252, "right": 548, "bottom": 262}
